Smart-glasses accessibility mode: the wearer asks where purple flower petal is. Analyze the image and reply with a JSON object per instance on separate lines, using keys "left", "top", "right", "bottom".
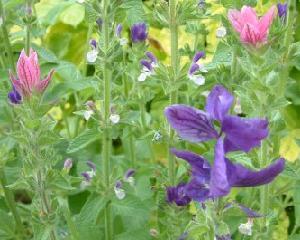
{"left": 192, "top": 51, "right": 205, "bottom": 63}
{"left": 131, "top": 23, "right": 148, "bottom": 43}
{"left": 166, "top": 183, "right": 191, "bottom": 206}
{"left": 237, "top": 204, "right": 263, "bottom": 218}
{"left": 277, "top": 3, "right": 287, "bottom": 19}
{"left": 185, "top": 178, "right": 210, "bottom": 202}
{"left": 140, "top": 60, "right": 153, "bottom": 71}
{"left": 226, "top": 157, "right": 285, "bottom": 187}
{"left": 8, "top": 86, "right": 22, "bottom": 104}
{"left": 115, "top": 24, "right": 123, "bottom": 38}
{"left": 171, "top": 148, "right": 210, "bottom": 181}
{"left": 124, "top": 168, "right": 135, "bottom": 179}
{"left": 209, "top": 138, "right": 231, "bottom": 197}
{"left": 222, "top": 116, "right": 269, "bottom": 152}
{"left": 145, "top": 51, "right": 157, "bottom": 63}
{"left": 165, "top": 104, "right": 219, "bottom": 142}
{"left": 86, "top": 161, "right": 96, "bottom": 171}
{"left": 81, "top": 172, "right": 91, "bottom": 182}
{"left": 205, "top": 85, "right": 234, "bottom": 121}
{"left": 188, "top": 63, "right": 200, "bottom": 75}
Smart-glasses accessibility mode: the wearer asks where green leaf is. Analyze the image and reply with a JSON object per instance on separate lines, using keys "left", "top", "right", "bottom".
{"left": 114, "top": 228, "right": 151, "bottom": 240}
{"left": 294, "top": 181, "right": 300, "bottom": 225}
{"left": 59, "top": 4, "right": 85, "bottom": 27}
{"left": 120, "top": 0, "right": 146, "bottom": 25}
{"left": 67, "top": 127, "right": 101, "bottom": 153}
{"left": 0, "top": 209, "right": 15, "bottom": 239}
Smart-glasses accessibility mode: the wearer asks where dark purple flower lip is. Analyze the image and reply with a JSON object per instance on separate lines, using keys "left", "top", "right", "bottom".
{"left": 131, "top": 23, "right": 148, "bottom": 43}
{"left": 192, "top": 51, "right": 205, "bottom": 63}
{"left": 86, "top": 160, "right": 96, "bottom": 171}
{"left": 165, "top": 84, "right": 269, "bottom": 153}
{"left": 115, "top": 23, "right": 123, "bottom": 38}
{"left": 277, "top": 3, "right": 287, "bottom": 19}
{"left": 81, "top": 172, "right": 91, "bottom": 182}
{"left": 8, "top": 86, "right": 22, "bottom": 104}
{"left": 166, "top": 183, "right": 191, "bottom": 206}
{"left": 124, "top": 169, "right": 135, "bottom": 179}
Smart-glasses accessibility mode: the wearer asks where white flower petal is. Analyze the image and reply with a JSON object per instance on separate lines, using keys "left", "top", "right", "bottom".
{"left": 87, "top": 50, "right": 98, "bottom": 63}
{"left": 110, "top": 114, "right": 120, "bottom": 124}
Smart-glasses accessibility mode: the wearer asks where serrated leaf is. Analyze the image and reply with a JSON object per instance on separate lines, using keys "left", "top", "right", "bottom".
{"left": 67, "top": 127, "right": 101, "bottom": 153}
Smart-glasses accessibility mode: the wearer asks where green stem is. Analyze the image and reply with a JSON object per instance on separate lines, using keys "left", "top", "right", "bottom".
{"left": 37, "top": 170, "right": 56, "bottom": 240}
{"left": 259, "top": 140, "right": 268, "bottom": 231}
{"left": 168, "top": 0, "right": 178, "bottom": 185}
{"left": 0, "top": 168, "right": 25, "bottom": 238}
{"left": 102, "top": 0, "right": 112, "bottom": 238}
{"left": 25, "top": 1, "right": 32, "bottom": 55}
{"left": 122, "top": 49, "right": 129, "bottom": 98}
{"left": 279, "top": 0, "right": 297, "bottom": 96}
{"left": 84, "top": 23, "right": 93, "bottom": 76}
{"left": 61, "top": 198, "right": 79, "bottom": 240}
{"left": 231, "top": 46, "right": 238, "bottom": 83}
{"left": 0, "top": 0, "right": 15, "bottom": 73}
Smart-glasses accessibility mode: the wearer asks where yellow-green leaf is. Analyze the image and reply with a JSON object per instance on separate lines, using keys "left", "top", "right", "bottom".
{"left": 59, "top": 4, "right": 85, "bottom": 27}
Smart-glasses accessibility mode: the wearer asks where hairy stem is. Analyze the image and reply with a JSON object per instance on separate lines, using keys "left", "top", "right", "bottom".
{"left": 168, "top": 0, "right": 178, "bottom": 185}
{"left": 102, "top": 0, "right": 112, "bottom": 238}
{"left": 25, "top": 0, "right": 32, "bottom": 55}
{"left": 279, "top": 0, "right": 297, "bottom": 96}
{"left": 0, "top": 168, "right": 25, "bottom": 238}
{"left": 37, "top": 170, "right": 56, "bottom": 240}
{"left": 0, "top": 0, "right": 15, "bottom": 73}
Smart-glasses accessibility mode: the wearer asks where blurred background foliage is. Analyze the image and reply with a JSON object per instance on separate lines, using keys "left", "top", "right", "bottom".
{"left": 0, "top": 0, "right": 300, "bottom": 239}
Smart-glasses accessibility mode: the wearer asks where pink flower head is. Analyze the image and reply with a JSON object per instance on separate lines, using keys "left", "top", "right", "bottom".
{"left": 9, "top": 49, "right": 54, "bottom": 97}
{"left": 228, "top": 6, "right": 276, "bottom": 47}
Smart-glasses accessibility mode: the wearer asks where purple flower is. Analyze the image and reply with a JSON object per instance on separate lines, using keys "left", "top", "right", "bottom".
{"left": 89, "top": 39, "right": 97, "bottom": 49}
{"left": 140, "top": 60, "right": 153, "bottom": 72}
{"left": 178, "top": 232, "right": 188, "bottom": 240}
{"left": 63, "top": 158, "right": 73, "bottom": 170}
{"left": 166, "top": 183, "right": 191, "bottom": 206}
{"left": 81, "top": 172, "right": 92, "bottom": 182}
{"left": 131, "top": 23, "right": 148, "bottom": 43}
{"left": 188, "top": 52, "right": 206, "bottom": 85}
{"left": 165, "top": 85, "right": 269, "bottom": 153}
{"left": 198, "top": 0, "right": 206, "bottom": 9}
{"left": 171, "top": 138, "right": 285, "bottom": 200}
{"left": 8, "top": 86, "right": 22, "bottom": 104}
{"left": 115, "top": 24, "right": 123, "bottom": 38}
{"left": 86, "top": 160, "right": 96, "bottom": 171}
{"left": 215, "top": 235, "right": 231, "bottom": 240}
{"left": 96, "top": 18, "right": 103, "bottom": 27}
{"left": 124, "top": 169, "right": 135, "bottom": 179}
{"left": 277, "top": 3, "right": 287, "bottom": 20}
{"left": 145, "top": 51, "right": 157, "bottom": 64}
{"left": 192, "top": 51, "right": 205, "bottom": 63}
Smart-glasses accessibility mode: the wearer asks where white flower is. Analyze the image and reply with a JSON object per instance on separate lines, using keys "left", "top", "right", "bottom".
{"left": 114, "top": 186, "right": 126, "bottom": 200}
{"left": 84, "top": 110, "right": 94, "bottom": 120}
{"left": 86, "top": 49, "right": 98, "bottom": 63}
{"left": 77, "top": 0, "right": 85, "bottom": 3}
{"left": 189, "top": 74, "right": 205, "bottom": 86}
{"left": 120, "top": 38, "right": 128, "bottom": 46}
{"left": 152, "top": 131, "right": 162, "bottom": 142}
{"left": 0, "top": 17, "right": 3, "bottom": 26}
{"left": 110, "top": 114, "right": 120, "bottom": 124}
{"left": 238, "top": 218, "right": 253, "bottom": 236}
{"left": 124, "top": 176, "right": 135, "bottom": 186}
{"left": 234, "top": 97, "right": 242, "bottom": 114}
{"left": 138, "top": 67, "right": 152, "bottom": 82}
{"left": 216, "top": 26, "right": 227, "bottom": 38}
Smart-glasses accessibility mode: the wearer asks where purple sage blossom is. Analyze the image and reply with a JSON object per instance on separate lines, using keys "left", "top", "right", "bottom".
{"left": 63, "top": 158, "right": 73, "bottom": 171}
{"left": 215, "top": 234, "right": 231, "bottom": 240}
{"left": 8, "top": 86, "right": 22, "bottom": 104}
{"left": 131, "top": 23, "right": 148, "bottom": 43}
{"left": 277, "top": 3, "right": 287, "bottom": 20}
{"left": 81, "top": 172, "right": 92, "bottom": 182}
{"left": 166, "top": 183, "right": 191, "bottom": 206}
{"left": 114, "top": 180, "right": 126, "bottom": 199}
{"left": 165, "top": 85, "right": 269, "bottom": 153}
{"left": 115, "top": 24, "right": 123, "bottom": 38}
{"left": 124, "top": 169, "right": 135, "bottom": 186}
{"left": 138, "top": 51, "right": 157, "bottom": 82}
{"left": 171, "top": 139, "right": 285, "bottom": 201}
{"left": 188, "top": 51, "right": 207, "bottom": 85}
{"left": 86, "top": 160, "right": 96, "bottom": 171}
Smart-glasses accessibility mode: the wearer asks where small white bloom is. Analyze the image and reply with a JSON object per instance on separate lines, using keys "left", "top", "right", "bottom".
{"left": 77, "top": 0, "right": 85, "bottom": 3}
{"left": 152, "top": 131, "right": 162, "bottom": 142}
{"left": 138, "top": 67, "right": 152, "bottom": 82}
{"left": 149, "top": 228, "right": 159, "bottom": 237}
{"left": 86, "top": 49, "right": 98, "bottom": 63}
{"left": 238, "top": 218, "right": 253, "bottom": 236}
{"left": 234, "top": 97, "right": 242, "bottom": 114}
{"left": 201, "top": 90, "right": 210, "bottom": 97}
{"left": 84, "top": 110, "right": 94, "bottom": 120}
{"left": 80, "top": 180, "right": 91, "bottom": 189}
{"left": 120, "top": 38, "right": 128, "bottom": 46}
{"left": 124, "top": 176, "right": 135, "bottom": 186}
{"left": 216, "top": 26, "right": 227, "bottom": 38}
{"left": 110, "top": 114, "right": 120, "bottom": 124}
{"left": 86, "top": 170, "right": 96, "bottom": 178}
{"left": 114, "top": 186, "right": 126, "bottom": 199}
{"left": 0, "top": 17, "right": 3, "bottom": 26}
{"left": 189, "top": 74, "right": 205, "bottom": 86}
